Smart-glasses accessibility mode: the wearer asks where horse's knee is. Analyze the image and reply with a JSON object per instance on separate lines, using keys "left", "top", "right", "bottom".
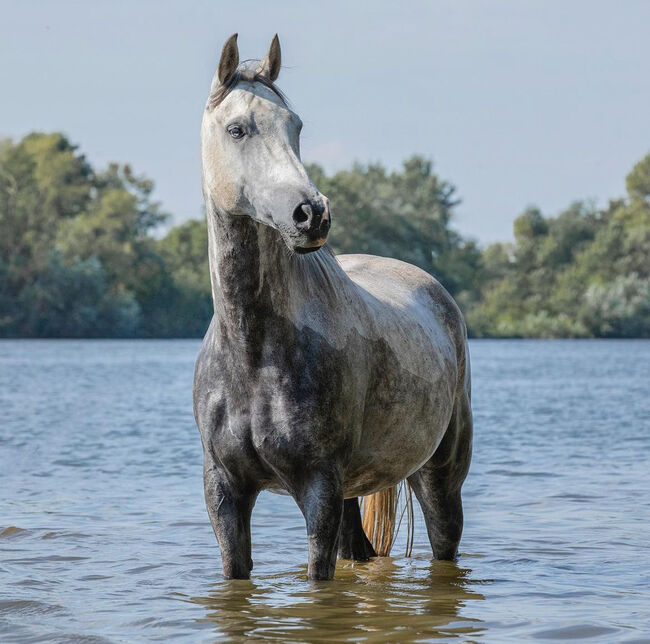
{"left": 294, "top": 470, "right": 344, "bottom": 580}
{"left": 203, "top": 461, "right": 257, "bottom": 578}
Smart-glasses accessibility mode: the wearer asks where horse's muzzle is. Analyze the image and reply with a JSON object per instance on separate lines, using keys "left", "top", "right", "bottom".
{"left": 292, "top": 198, "right": 330, "bottom": 236}
{"left": 290, "top": 196, "right": 330, "bottom": 253}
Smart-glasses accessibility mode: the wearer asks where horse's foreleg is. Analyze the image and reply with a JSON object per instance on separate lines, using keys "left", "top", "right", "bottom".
{"left": 338, "top": 498, "right": 377, "bottom": 561}
{"left": 408, "top": 391, "right": 473, "bottom": 560}
{"left": 203, "top": 457, "right": 257, "bottom": 579}
{"left": 295, "top": 469, "right": 343, "bottom": 580}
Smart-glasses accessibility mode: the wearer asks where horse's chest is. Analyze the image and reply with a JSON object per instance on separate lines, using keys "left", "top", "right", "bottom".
{"left": 262, "top": 348, "right": 360, "bottom": 448}
{"left": 211, "top": 331, "right": 362, "bottom": 465}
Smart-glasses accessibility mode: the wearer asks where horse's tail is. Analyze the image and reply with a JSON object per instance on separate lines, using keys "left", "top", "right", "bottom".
{"left": 361, "top": 481, "right": 415, "bottom": 557}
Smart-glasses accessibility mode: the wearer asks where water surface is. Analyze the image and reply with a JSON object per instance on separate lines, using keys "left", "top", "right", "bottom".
{"left": 1, "top": 340, "right": 649, "bottom": 642}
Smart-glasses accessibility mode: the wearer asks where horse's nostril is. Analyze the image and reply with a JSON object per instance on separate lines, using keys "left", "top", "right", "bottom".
{"left": 320, "top": 218, "right": 330, "bottom": 235}
{"left": 293, "top": 203, "right": 311, "bottom": 225}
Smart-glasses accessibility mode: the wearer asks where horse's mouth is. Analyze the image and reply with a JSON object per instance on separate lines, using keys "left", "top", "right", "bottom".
{"left": 293, "top": 237, "right": 326, "bottom": 254}
{"left": 294, "top": 245, "right": 323, "bottom": 255}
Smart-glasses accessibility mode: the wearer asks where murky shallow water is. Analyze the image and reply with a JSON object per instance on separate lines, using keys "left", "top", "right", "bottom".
{"left": 1, "top": 339, "right": 649, "bottom": 642}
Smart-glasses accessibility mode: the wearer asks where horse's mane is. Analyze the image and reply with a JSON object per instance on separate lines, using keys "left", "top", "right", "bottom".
{"left": 209, "top": 61, "right": 289, "bottom": 110}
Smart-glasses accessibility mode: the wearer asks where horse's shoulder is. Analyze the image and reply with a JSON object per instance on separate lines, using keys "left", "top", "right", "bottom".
{"left": 194, "top": 317, "right": 222, "bottom": 400}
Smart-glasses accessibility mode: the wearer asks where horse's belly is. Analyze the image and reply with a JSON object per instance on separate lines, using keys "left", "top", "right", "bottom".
{"left": 343, "top": 416, "right": 451, "bottom": 498}
{"left": 342, "top": 363, "right": 457, "bottom": 498}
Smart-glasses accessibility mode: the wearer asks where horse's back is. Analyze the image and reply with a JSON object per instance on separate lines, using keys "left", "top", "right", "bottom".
{"left": 337, "top": 253, "right": 467, "bottom": 360}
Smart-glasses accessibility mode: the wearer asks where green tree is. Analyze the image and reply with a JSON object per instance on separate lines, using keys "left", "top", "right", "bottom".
{"left": 158, "top": 218, "right": 210, "bottom": 295}
{"left": 467, "top": 153, "right": 650, "bottom": 338}
{"left": 3, "top": 130, "right": 649, "bottom": 339}
{"left": 0, "top": 133, "right": 93, "bottom": 314}
{"left": 0, "top": 133, "right": 175, "bottom": 337}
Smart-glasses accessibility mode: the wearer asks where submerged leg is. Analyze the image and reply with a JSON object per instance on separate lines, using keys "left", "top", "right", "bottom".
{"left": 408, "top": 392, "right": 473, "bottom": 560}
{"left": 295, "top": 470, "right": 343, "bottom": 580}
{"left": 338, "top": 497, "right": 377, "bottom": 561}
{"left": 203, "top": 457, "right": 257, "bottom": 579}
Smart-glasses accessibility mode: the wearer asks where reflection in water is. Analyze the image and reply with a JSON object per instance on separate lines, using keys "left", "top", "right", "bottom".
{"left": 191, "top": 556, "right": 486, "bottom": 642}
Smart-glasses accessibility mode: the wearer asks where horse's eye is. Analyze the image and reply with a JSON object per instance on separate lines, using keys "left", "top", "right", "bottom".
{"left": 227, "top": 125, "right": 245, "bottom": 139}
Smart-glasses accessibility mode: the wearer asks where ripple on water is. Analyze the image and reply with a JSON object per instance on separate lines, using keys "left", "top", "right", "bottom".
{"left": 531, "top": 624, "right": 621, "bottom": 640}
{"left": 0, "top": 526, "right": 28, "bottom": 539}
{"left": 0, "top": 599, "right": 67, "bottom": 616}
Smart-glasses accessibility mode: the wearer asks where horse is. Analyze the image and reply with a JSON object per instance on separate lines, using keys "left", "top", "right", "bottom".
{"left": 194, "top": 34, "right": 473, "bottom": 581}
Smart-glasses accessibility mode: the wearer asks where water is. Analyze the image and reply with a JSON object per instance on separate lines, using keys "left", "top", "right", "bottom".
{"left": 1, "top": 339, "right": 649, "bottom": 643}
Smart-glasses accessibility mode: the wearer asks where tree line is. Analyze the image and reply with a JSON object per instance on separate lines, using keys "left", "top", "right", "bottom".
{"left": 1, "top": 132, "right": 648, "bottom": 338}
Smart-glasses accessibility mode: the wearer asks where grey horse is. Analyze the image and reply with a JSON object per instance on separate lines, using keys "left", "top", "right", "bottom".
{"left": 194, "top": 34, "right": 473, "bottom": 581}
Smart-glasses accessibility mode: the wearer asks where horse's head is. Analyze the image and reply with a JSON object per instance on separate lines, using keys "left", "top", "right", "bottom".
{"left": 201, "top": 34, "right": 330, "bottom": 254}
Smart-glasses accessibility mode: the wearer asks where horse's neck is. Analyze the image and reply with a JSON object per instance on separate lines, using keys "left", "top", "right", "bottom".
{"left": 206, "top": 200, "right": 347, "bottom": 338}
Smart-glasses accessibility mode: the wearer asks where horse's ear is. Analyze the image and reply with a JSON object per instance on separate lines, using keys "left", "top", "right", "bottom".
{"left": 257, "top": 34, "right": 281, "bottom": 82}
{"left": 217, "top": 33, "right": 239, "bottom": 85}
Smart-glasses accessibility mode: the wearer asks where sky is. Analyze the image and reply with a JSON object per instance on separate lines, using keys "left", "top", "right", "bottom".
{"left": 2, "top": 0, "right": 649, "bottom": 244}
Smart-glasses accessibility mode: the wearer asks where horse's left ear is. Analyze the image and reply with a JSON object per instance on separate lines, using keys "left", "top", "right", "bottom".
{"left": 257, "top": 34, "right": 281, "bottom": 82}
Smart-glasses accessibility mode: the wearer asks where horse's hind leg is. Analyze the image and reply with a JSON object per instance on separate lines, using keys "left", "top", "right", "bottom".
{"left": 203, "top": 457, "right": 257, "bottom": 579}
{"left": 338, "top": 498, "right": 377, "bottom": 561}
{"left": 408, "top": 391, "right": 473, "bottom": 560}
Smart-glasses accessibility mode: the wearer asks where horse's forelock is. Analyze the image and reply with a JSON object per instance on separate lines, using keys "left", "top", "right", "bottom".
{"left": 209, "top": 63, "right": 289, "bottom": 110}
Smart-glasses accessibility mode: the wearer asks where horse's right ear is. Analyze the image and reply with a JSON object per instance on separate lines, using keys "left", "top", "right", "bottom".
{"left": 217, "top": 33, "right": 239, "bottom": 85}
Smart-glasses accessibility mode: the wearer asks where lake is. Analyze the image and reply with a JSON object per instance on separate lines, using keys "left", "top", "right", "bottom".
{"left": 1, "top": 339, "right": 649, "bottom": 642}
